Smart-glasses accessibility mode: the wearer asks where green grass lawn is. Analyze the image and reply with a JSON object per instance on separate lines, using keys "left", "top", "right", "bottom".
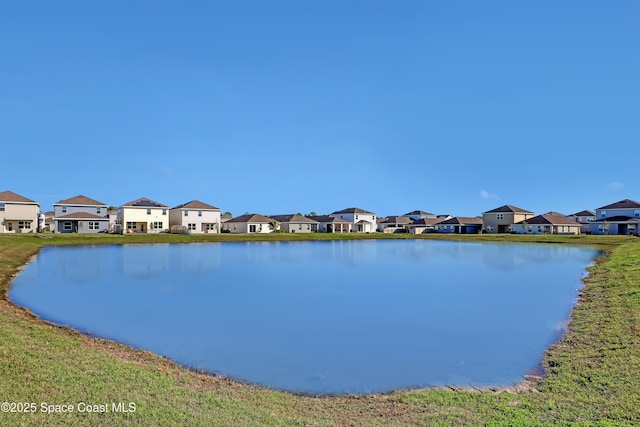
{"left": 1, "top": 233, "right": 639, "bottom": 426}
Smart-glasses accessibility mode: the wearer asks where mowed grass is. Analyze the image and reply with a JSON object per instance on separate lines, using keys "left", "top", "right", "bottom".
{"left": 0, "top": 233, "right": 639, "bottom": 426}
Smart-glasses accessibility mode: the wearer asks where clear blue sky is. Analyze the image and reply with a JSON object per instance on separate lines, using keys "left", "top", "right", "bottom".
{"left": 2, "top": 1, "right": 638, "bottom": 217}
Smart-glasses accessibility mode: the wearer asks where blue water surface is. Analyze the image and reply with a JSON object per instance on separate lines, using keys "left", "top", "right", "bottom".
{"left": 9, "top": 240, "right": 599, "bottom": 394}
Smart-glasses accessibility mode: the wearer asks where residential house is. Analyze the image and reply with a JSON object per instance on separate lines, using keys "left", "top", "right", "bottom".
{"left": 482, "top": 205, "right": 534, "bottom": 233}
{"left": 512, "top": 212, "right": 582, "bottom": 235}
{"left": 0, "top": 190, "right": 40, "bottom": 233}
{"left": 435, "top": 217, "right": 483, "bottom": 234}
{"left": 307, "top": 215, "right": 352, "bottom": 233}
{"left": 43, "top": 211, "right": 55, "bottom": 232}
{"left": 402, "top": 210, "right": 437, "bottom": 221}
{"left": 169, "top": 200, "right": 221, "bottom": 234}
{"left": 590, "top": 199, "right": 640, "bottom": 235}
{"left": 567, "top": 210, "right": 596, "bottom": 234}
{"left": 53, "top": 195, "right": 109, "bottom": 233}
{"left": 117, "top": 197, "right": 169, "bottom": 234}
{"left": 269, "top": 214, "right": 318, "bottom": 233}
{"left": 222, "top": 213, "right": 278, "bottom": 233}
{"left": 406, "top": 217, "right": 444, "bottom": 234}
{"left": 330, "top": 207, "right": 376, "bottom": 233}
{"left": 377, "top": 216, "right": 412, "bottom": 233}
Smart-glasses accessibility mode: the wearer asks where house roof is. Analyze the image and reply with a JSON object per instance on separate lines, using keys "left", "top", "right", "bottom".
{"left": 226, "top": 213, "right": 277, "bottom": 224}
{"left": 55, "top": 212, "right": 110, "bottom": 220}
{"left": 409, "top": 217, "right": 444, "bottom": 226}
{"left": 403, "top": 210, "right": 435, "bottom": 216}
{"left": 0, "top": 190, "right": 38, "bottom": 204}
{"left": 307, "top": 215, "right": 351, "bottom": 224}
{"left": 331, "top": 207, "right": 374, "bottom": 215}
{"left": 171, "top": 200, "right": 220, "bottom": 211}
{"left": 379, "top": 216, "right": 413, "bottom": 225}
{"left": 591, "top": 216, "right": 640, "bottom": 224}
{"left": 54, "top": 194, "right": 107, "bottom": 206}
{"left": 517, "top": 212, "right": 581, "bottom": 226}
{"left": 121, "top": 197, "right": 168, "bottom": 208}
{"left": 596, "top": 199, "right": 640, "bottom": 210}
{"left": 439, "top": 216, "right": 483, "bottom": 225}
{"left": 571, "top": 210, "right": 595, "bottom": 217}
{"left": 269, "top": 214, "right": 318, "bottom": 224}
{"left": 483, "top": 205, "right": 533, "bottom": 214}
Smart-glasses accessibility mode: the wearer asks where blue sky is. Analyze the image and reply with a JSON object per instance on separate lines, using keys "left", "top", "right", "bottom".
{"left": 2, "top": 1, "right": 638, "bottom": 217}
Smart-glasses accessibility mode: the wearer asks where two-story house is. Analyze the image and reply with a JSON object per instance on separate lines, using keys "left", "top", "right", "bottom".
{"left": 482, "top": 205, "right": 534, "bottom": 233}
{"left": 169, "top": 200, "right": 221, "bottom": 234}
{"left": 567, "top": 210, "right": 596, "bottom": 234}
{"left": 0, "top": 190, "right": 40, "bottom": 233}
{"left": 117, "top": 197, "right": 169, "bottom": 234}
{"left": 589, "top": 199, "right": 640, "bottom": 235}
{"left": 53, "top": 195, "right": 110, "bottom": 233}
{"left": 330, "top": 207, "right": 376, "bottom": 233}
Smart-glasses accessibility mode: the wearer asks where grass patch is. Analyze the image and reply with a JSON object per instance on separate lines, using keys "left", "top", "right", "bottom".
{"left": 0, "top": 233, "right": 639, "bottom": 426}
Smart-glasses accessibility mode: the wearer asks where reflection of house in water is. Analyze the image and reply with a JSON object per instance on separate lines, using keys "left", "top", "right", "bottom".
{"left": 481, "top": 243, "right": 592, "bottom": 270}
{"left": 169, "top": 243, "right": 221, "bottom": 275}
{"left": 51, "top": 247, "right": 109, "bottom": 284}
{"left": 329, "top": 240, "right": 378, "bottom": 265}
{"left": 122, "top": 244, "right": 170, "bottom": 279}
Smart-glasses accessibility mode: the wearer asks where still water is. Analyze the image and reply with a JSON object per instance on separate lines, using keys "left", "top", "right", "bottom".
{"left": 9, "top": 240, "right": 599, "bottom": 394}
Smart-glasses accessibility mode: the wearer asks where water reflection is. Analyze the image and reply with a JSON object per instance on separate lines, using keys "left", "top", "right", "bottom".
{"left": 9, "top": 240, "right": 599, "bottom": 395}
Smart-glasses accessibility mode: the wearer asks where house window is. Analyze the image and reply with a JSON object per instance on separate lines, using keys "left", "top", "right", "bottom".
{"left": 162, "top": 209, "right": 167, "bottom": 215}
{"left": 0, "top": 203, "right": 5, "bottom": 211}
{"left": 486, "top": 225, "right": 494, "bottom": 231}
{"left": 152, "top": 222, "right": 163, "bottom": 230}
{"left": 635, "top": 210, "right": 640, "bottom": 218}
{"left": 19, "top": 221, "right": 31, "bottom": 229}
{"left": 184, "top": 210, "right": 189, "bottom": 217}
{"left": 147, "top": 209, "right": 151, "bottom": 215}
{"left": 126, "top": 222, "right": 137, "bottom": 230}
{"left": 496, "top": 214, "right": 504, "bottom": 220}
{"left": 538, "top": 226, "right": 543, "bottom": 232}
{"left": 299, "top": 224, "right": 303, "bottom": 230}
{"left": 528, "top": 225, "right": 532, "bottom": 232}
{"left": 188, "top": 223, "right": 196, "bottom": 230}
{"left": 88, "top": 222, "right": 99, "bottom": 230}
{"left": 598, "top": 224, "right": 605, "bottom": 232}
{"left": 601, "top": 210, "right": 606, "bottom": 218}
{"left": 204, "top": 224, "right": 216, "bottom": 230}
{"left": 96, "top": 207, "right": 101, "bottom": 214}
{"left": 198, "top": 210, "right": 202, "bottom": 217}
{"left": 62, "top": 206, "right": 67, "bottom": 213}
{"left": 249, "top": 224, "right": 257, "bottom": 233}
{"left": 63, "top": 222, "right": 72, "bottom": 230}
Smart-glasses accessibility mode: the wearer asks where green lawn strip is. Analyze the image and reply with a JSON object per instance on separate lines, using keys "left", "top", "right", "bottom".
{"left": 1, "top": 234, "right": 639, "bottom": 426}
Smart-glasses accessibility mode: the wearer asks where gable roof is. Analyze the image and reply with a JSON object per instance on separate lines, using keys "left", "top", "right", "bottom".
{"left": 307, "top": 215, "right": 351, "bottom": 224}
{"left": 331, "top": 207, "right": 374, "bottom": 215}
{"left": 171, "top": 200, "right": 220, "bottom": 211}
{"left": 269, "top": 214, "right": 318, "bottom": 224}
{"left": 0, "top": 190, "right": 38, "bottom": 204}
{"left": 596, "top": 199, "right": 640, "bottom": 210}
{"left": 517, "top": 212, "right": 581, "bottom": 226}
{"left": 226, "top": 213, "right": 276, "bottom": 224}
{"left": 483, "top": 205, "right": 533, "bottom": 214}
{"left": 403, "top": 210, "right": 435, "bottom": 216}
{"left": 571, "top": 210, "right": 595, "bottom": 217}
{"left": 409, "top": 217, "right": 444, "bottom": 226}
{"left": 439, "top": 216, "right": 483, "bottom": 225}
{"left": 121, "top": 197, "right": 168, "bottom": 208}
{"left": 54, "top": 212, "right": 109, "bottom": 220}
{"left": 54, "top": 194, "right": 107, "bottom": 206}
{"left": 379, "top": 216, "right": 413, "bottom": 225}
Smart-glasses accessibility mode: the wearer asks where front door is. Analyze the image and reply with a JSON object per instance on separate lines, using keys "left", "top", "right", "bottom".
{"left": 7, "top": 222, "right": 12, "bottom": 231}
{"left": 140, "top": 223, "right": 145, "bottom": 232}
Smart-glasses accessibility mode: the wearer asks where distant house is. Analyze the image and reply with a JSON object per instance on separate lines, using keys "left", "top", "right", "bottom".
{"left": 169, "top": 200, "right": 221, "bottom": 234}
{"left": 330, "top": 207, "right": 376, "bottom": 233}
{"left": 435, "top": 217, "right": 483, "bottom": 234}
{"left": 270, "top": 214, "right": 318, "bottom": 233}
{"left": 590, "top": 199, "right": 640, "bottom": 236}
{"left": 0, "top": 190, "right": 40, "bottom": 233}
{"left": 53, "top": 195, "right": 109, "bottom": 233}
{"left": 482, "top": 205, "right": 534, "bottom": 233}
{"left": 43, "top": 211, "right": 55, "bottom": 232}
{"left": 377, "top": 216, "right": 413, "bottom": 233}
{"left": 512, "top": 212, "right": 582, "bottom": 235}
{"left": 406, "top": 217, "right": 444, "bottom": 234}
{"left": 402, "top": 210, "right": 437, "bottom": 221}
{"left": 222, "top": 213, "right": 278, "bottom": 233}
{"left": 567, "top": 210, "right": 596, "bottom": 234}
{"left": 117, "top": 197, "right": 169, "bottom": 234}
{"left": 307, "top": 215, "right": 352, "bottom": 233}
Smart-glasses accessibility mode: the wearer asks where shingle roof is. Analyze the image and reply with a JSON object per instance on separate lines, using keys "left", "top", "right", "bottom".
{"left": 439, "top": 216, "right": 483, "bottom": 225}
{"left": 54, "top": 194, "right": 107, "bottom": 206}
{"left": 403, "top": 210, "right": 435, "bottom": 216}
{"left": 269, "top": 214, "right": 318, "bottom": 224}
{"left": 483, "top": 205, "right": 533, "bottom": 214}
{"left": 331, "top": 207, "right": 374, "bottom": 215}
{"left": 409, "top": 217, "right": 444, "bottom": 226}
{"left": 379, "top": 216, "right": 413, "bottom": 225}
{"left": 571, "top": 210, "right": 595, "bottom": 217}
{"left": 591, "top": 216, "right": 640, "bottom": 224}
{"left": 171, "top": 200, "right": 220, "bottom": 210}
{"left": 226, "top": 213, "right": 277, "bottom": 223}
{"left": 121, "top": 197, "right": 168, "bottom": 208}
{"left": 0, "top": 190, "right": 38, "bottom": 204}
{"left": 517, "top": 212, "right": 581, "bottom": 226}
{"left": 54, "top": 212, "right": 109, "bottom": 220}
{"left": 307, "top": 215, "right": 351, "bottom": 223}
{"left": 596, "top": 199, "right": 640, "bottom": 210}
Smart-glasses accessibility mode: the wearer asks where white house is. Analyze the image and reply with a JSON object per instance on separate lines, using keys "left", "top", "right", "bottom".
{"left": 330, "top": 207, "right": 376, "bottom": 233}
{"left": 307, "top": 215, "right": 352, "bottom": 233}
{"left": 117, "top": 197, "right": 169, "bottom": 234}
{"left": 222, "top": 213, "right": 278, "bottom": 233}
{"left": 53, "top": 195, "right": 110, "bottom": 233}
{"left": 169, "top": 200, "right": 221, "bottom": 234}
{"left": 589, "top": 199, "right": 640, "bottom": 235}
{"left": 0, "top": 190, "right": 40, "bottom": 233}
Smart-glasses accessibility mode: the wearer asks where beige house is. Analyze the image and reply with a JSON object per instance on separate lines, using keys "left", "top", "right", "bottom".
{"left": 0, "top": 190, "right": 40, "bottom": 233}
{"left": 377, "top": 216, "right": 412, "bottom": 233}
{"left": 406, "top": 217, "right": 444, "bottom": 234}
{"left": 482, "top": 205, "right": 534, "bottom": 233}
{"left": 269, "top": 214, "right": 318, "bottom": 233}
{"left": 307, "top": 215, "right": 352, "bottom": 233}
{"left": 169, "top": 200, "right": 221, "bottom": 234}
{"left": 512, "top": 212, "right": 582, "bottom": 235}
{"left": 222, "top": 213, "right": 278, "bottom": 233}
{"left": 117, "top": 197, "right": 169, "bottom": 234}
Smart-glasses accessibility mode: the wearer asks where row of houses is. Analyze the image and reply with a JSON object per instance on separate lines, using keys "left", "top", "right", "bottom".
{"left": 1, "top": 190, "right": 639, "bottom": 236}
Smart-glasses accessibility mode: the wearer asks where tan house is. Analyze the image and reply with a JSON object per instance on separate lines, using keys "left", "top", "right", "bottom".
{"left": 269, "top": 214, "right": 318, "bottom": 233}
{"left": 222, "top": 213, "right": 278, "bottom": 233}
{"left": 406, "top": 217, "right": 444, "bottom": 234}
{"left": 567, "top": 210, "right": 595, "bottom": 234}
{"left": 0, "top": 190, "right": 40, "bottom": 233}
{"left": 512, "top": 212, "right": 582, "bottom": 235}
{"left": 169, "top": 200, "right": 221, "bottom": 234}
{"left": 377, "top": 216, "right": 413, "bottom": 233}
{"left": 482, "top": 205, "right": 534, "bottom": 233}
{"left": 117, "top": 197, "right": 169, "bottom": 234}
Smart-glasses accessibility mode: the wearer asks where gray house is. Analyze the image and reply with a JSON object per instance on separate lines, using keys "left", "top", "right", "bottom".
{"left": 53, "top": 195, "right": 110, "bottom": 233}
{"left": 270, "top": 214, "right": 318, "bottom": 233}
{"left": 590, "top": 199, "right": 640, "bottom": 235}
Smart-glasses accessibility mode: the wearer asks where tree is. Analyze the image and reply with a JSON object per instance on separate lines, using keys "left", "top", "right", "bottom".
{"left": 307, "top": 211, "right": 317, "bottom": 217}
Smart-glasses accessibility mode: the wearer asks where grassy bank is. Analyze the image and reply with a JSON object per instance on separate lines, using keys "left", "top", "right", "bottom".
{"left": 1, "top": 233, "right": 639, "bottom": 426}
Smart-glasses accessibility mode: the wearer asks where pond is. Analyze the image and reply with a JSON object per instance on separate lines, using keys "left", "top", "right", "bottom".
{"left": 9, "top": 240, "right": 600, "bottom": 395}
